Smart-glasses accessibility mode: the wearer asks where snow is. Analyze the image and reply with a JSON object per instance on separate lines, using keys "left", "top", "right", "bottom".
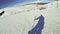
{"left": 0, "top": 1, "right": 60, "bottom": 34}
{"left": 47, "top": 1, "right": 60, "bottom": 8}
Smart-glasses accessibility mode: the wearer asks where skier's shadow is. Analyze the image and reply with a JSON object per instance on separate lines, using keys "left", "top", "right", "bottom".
{"left": 28, "top": 15, "right": 44, "bottom": 34}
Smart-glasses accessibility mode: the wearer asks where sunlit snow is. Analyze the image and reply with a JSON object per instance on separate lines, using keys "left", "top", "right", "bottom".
{"left": 0, "top": 1, "right": 60, "bottom": 34}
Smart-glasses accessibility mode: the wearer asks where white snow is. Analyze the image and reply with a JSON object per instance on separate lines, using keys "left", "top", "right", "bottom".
{"left": 0, "top": 1, "right": 60, "bottom": 34}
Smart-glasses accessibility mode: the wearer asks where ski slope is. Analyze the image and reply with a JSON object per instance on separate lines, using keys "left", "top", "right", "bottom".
{"left": 0, "top": 1, "right": 60, "bottom": 34}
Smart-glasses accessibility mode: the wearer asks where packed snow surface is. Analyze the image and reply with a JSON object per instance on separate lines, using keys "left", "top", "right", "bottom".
{"left": 0, "top": 1, "right": 60, "bottom": 34}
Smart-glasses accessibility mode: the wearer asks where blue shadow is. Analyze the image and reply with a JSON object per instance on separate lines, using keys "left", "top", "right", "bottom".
{"left": 28, "top": 15, "right": 44, "bottom": 34}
